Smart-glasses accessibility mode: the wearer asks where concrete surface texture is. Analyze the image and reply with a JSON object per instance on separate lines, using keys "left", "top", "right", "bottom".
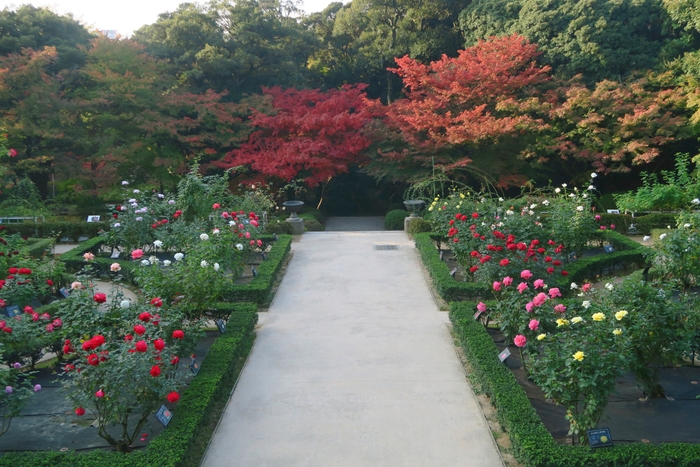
{"left": 325, "top": 216, "right": 385, "bottom": 231}
{"left": 202, "top": 231, "right": 503, "bottom": 467}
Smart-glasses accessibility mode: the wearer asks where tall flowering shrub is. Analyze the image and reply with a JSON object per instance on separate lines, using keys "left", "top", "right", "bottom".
{"left": 650, "top": 211, "right": 700, "bottom": 289}
{"left": 55, "top": 283, "right": 199, "bottom": 452}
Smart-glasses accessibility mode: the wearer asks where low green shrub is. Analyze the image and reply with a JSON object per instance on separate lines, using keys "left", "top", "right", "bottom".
{"left": 633, "top": 213, "right": 678, "bottom": 235}
{"left": 385, "top": 209, "right": 409, "bottom": 230}
{"left": 299, "top": 208, "right": 325, "bottom": 223}
{"left": 24, "top": 238, "right": 55, "bottom": 258}
{"left": 407, "top": 219, "right": 433, "bottom": 235}
{"left": 0, "top": 303, "right": 258, "bottom": 467}
{"left": 596, "top": 213, "right": 632, "bottom": 233}
{"left": 1, "top": 221, "right": 109, "bottom": 240}
{"left": 450, "top": 301, "right": 700, "bottom": 466}
{"left": 650, "top": 228, "right": 673, "bottom": 241}
{"left": 304, "top": 219, "right": 324, "bottom": 231}
{"left": 265, "top": 221, "right": 294, "bottom": 235}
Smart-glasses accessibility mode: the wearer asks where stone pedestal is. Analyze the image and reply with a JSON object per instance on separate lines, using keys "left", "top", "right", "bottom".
{"left": 404, "top": 216, "right": 423, "bottom": 232}
{"left": 285, "top": 217, "right": 305, "bottom": 235}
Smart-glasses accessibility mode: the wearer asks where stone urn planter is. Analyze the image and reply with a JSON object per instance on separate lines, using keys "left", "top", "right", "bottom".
{"left": 283, "top": 200, "right": 305, "bottom": 234}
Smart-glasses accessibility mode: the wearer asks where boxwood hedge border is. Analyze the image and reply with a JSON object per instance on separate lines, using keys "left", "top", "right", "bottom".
{"left": 450, "top": 301, "right": 700, "bottom": 467}
{"left": 59, "top": 235, "right": 293, "bottom": 304}
{"left": 0, "top": 302, "right": 259, "bottom": 467}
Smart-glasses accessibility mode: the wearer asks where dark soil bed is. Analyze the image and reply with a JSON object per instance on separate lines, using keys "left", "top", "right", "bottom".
{"left": 0, "top": 330, "right": 221, "bottom": 454}
{"left": 487, "top": 328, "right": 700, "bottom": 445}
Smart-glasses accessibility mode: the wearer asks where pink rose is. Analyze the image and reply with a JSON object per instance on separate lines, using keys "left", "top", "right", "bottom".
{"left": 595, "top": 215, "right": 601, "bottom": 221}
{"left": 600, "top": 225, "right": 607, "bottom": 230}
{"left": 131, "top": 249, "right": 144, "bottom": 260}
{"left": 517, "top": 282, "right": 529, "bottom": 294}
{"left": 525, "top": 302, "right": 534, "bottom": 313}
{"left": 493, "top": 281, "right": 502, "bottom": 291}
{"left": 582, "top": 283, "right": 591, "bottom": 292}
{"left": 548, "top": 288, "right": 562, "bottom": 299}
{"left": 514, "top": 335, "right": 527, "bottom": 348}
{"left": 554, "top": 304, "right": 567, "bottom": 314}
{"left": 503, "top": 276, "right": 513, "bottom": 286}
{"left": 520, "top": 270, "right": 533, "bottom": 280}
{"left": 533, "top": 279, "right": 545, "bottom": 289}
{"left": 528, "top": 319, "right": 540, "bottom": 331}
{"left": 533, "top": 292, "right": 547, "bottom": 307}
{"left": 477, "top": 302, "right": 487, "bottom": 313}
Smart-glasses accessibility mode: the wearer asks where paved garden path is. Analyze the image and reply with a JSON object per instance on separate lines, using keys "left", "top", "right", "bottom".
{"left": 202, "top": 231, "right": 503, "bottom": 467}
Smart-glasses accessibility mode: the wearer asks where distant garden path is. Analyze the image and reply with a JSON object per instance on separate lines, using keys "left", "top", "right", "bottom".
{"left": 202, "top": 230, "right": 503, "bottom": 466}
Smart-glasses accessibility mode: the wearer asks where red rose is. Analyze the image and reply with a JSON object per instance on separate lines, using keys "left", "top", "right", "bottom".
{"left": 561, "top": 270, "right": 569, "bottom": 276}
{"left": 166, "top": 392, "right": 180, "bottom": 403}
{"left": 18, "top": 268, "right": 31, "bottom": 275}
{"left": 161, "top": 219, "right": 168, "bottom": 224}
{"left": 139, "top": 312, "right": 152, "bottom": 322}
{"left": 75, "top": 407, "right": 86, "bottom": 416}
{"left": 499, "top": 259, "right": 509, "bottom": 267}
{"left": 135, "top": 340, "right": 148, "bottom": 352}
{"left": 469, "top": 266, "right": 479, "bottom": 273}
{"left": 154, "top": 338, "right": 165, "bottom": 351}
{"left": 0, "top": 320, "right": 5, "bottom": 329}
{"left": 4, "top": 327, "right": 13, "bottom": 333}
{"left": 172, "top": 330, "right": 185, "bottom": 340}
{"left": 46, "top": 279, "right": 54, "bottom": 286}
{"left": 112, "top": 213, "right": 118, "bottom": 219}
{"left": 95, "top": 389, "right": 105, "bottom": 398}
{"left": 546, "top": 267, "right": 554, "bottom": 274}
{"left": 472, "top": 212, "right": 479, "bottom": 219}
{"left": 150, "top": 297, "right": 163, "bottom": 308}
{"left": 93, "top": 293, "right": 107, "bottom": 304}
{"left": 82, "top": 340, "right": 96, "bottom": 351}
{"left": 64, "top": 364, "right": 74, "bottom": 372}
{"left": 23, "top": 306, "right": 33, "bottom": 314}
{"left": 124, "top": 334, "right": 133, "bottom": 342}
{"left": 149, "top": 366, "right": 161, "bottom": 377}
{"left": 449, "top": 220, "right": 455, "bottom": 225}
{"left": 87, "top": 353, "right": 100, "bottom": 366}
{"left": 212, "top": 203, "right": 221, "bottom": 209}
{"left": 171, "top": 356, "right": 179, "bottom": 365}
{"left": 134, "top": 324, "right": 146, "bottom": 335}
{"left": 552, "top": 260, "right": 562, "bottom": 266}
{"left": 151, "top": 224, "right": 158, "bottom": 229}
{"left": 8, "top": 268, "right": 17, "bottom": 274}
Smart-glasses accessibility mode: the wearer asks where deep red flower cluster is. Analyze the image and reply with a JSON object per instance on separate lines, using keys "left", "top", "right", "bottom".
{"left": 82, "top": 335, "right": 106, "bottom": 351}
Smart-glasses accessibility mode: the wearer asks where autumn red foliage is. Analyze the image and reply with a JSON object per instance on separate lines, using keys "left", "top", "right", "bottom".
{"left": 218, "top": 84, "right": 379, "bottom": 187}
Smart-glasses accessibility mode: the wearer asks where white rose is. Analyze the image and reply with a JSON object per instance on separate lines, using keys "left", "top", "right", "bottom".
{"left": 588, "top": 185, "right": 595, "bottom": 191}
{"left": 562, "top": 183, "right": 567, "bottom": 188}
{"left": 214, "top": 263, "right": 220, "bottom": 271}
{"left": 576, "top": 206, "right": 584, "bottom": 212}
{"left": 693, "top": 198, "right": 700, "bottom": 204}
{"left": 133, "top": 189, "right": 140, "bottom": 194}
{"left": 174, "top": 253, "right": 184, "bottom": 261}
{"left": 163, "top": 260, "right": 172, "bottom": 266}
{"left": 236, "top": 244, "right": 244, "bottom": 251}
{"left": 498, "top": 197, "right": 504, "bottom": 202}
{"left": 120, "top": 300, "right": 130, "bottom": 308}
{"left": 555, "top": 188, "right": 561, "bottom": 193}
{"left": 506, "top": 210, "right": 514, "bottom": 216}
{"left": 149, "top": 256, "right": 158, "bottom": 264}
{"left": 229, "top": 220, "right": 236, "bottom": 226}
{"left": 200, "top": 233, "right": 209, "bottom": 241}
{"left": 201, "top": 260, "right": 208, "bottom": 268}
{"left": 643, "top": 236, "right": 651, "bottom": 241}
{"left": 569, "top": 193, "right": 575, "bottom": 198}
{"left": 660, "top": 233, "right": 667, "bottom": 240}
{"left": 121, "top": 180, "right": 129, "bottom": 186}
{"left": 530, "top": 204, "right": 537, "bottom": 209}
{"left": 591, "top": 173, "right": 597, "bottom": 178}
{"left": 153, "top": 240, "right": 163, "bottom": 247}
{"left": 583, "top": 193, "right": 588, "bottom": 199}
{"left": 542, "top": 200, "right": 550, "bottom": 206}
{"left": 605, "top": 283, "right": 614, "bottom": 291}
{"left": 684, "top": 223, "right": 691, "bottom": 228}
{"left": 582, "top": 300, "right": 591, "bottom": 309}
{"left": 141, "top": 260, "right": 150, "bottom": 266}
{"left": 570, "top": 282, "right": 578, "bottom": 289}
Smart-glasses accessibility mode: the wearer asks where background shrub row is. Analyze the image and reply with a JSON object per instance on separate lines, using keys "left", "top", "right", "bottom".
{"left": 450, "top": 302, "right": 700, "bottom": 466}
{"left": 0, "top": 302, "right": 259, "bottom": 467}
{"left": 1, "top": 221, "right": 109, "bottom": 240}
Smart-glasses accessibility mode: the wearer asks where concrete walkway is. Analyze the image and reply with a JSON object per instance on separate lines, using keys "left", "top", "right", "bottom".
{"left": 202, "top": 232, "right": 503, "bottom": 467}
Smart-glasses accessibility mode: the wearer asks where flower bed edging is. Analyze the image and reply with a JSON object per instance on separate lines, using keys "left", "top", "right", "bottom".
{"left": 450, "top": 301, "right": 700, "bottom": 467}
{"left": 0, "top": 302, "right": 258, "bottom": 467}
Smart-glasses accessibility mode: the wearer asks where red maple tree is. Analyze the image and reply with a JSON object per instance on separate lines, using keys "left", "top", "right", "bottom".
{"left": 386, "top": 34, "right": 551, "bottom": 169}
{"left": 217, "top": 84, "right": 380, "bottom": 187}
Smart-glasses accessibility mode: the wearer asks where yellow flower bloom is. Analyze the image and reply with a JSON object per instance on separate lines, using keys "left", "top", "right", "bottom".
{"left": 615, "top": 310, "right": 628, "bottom": 320}
{"left": 571, "top": 316, "right": 583, "bottom": 324}
{"left": 460, "top": 193, "right": 466, "bottom": 199}
{"left": 537, "top": 333, "right": 546, "bottom": 341}
{"left": 573, "top": 351, "right": 585, "bottom": 361}
{"left": 592, "top": 312, "right": 606, "bottom": 321}
{"left": 556, "top": 318, "right": 569, "bottom": 327}
{"left": 613, "top": 329, "right": 622, "bottom": 336}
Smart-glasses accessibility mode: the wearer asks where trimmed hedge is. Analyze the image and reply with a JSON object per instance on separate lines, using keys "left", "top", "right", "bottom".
{"left": 1, "top": 221, "right": 110, "bottom": 240}
{"left": 415, "top": 231, "right": 652, "bottom": 301}
{"left": 24, "top": 238, "right": 55, "bottom": 258}
{"left": 450, "top": 301, "right": 700, "bottom": 466}
{"left": 0, "top": 303, "right": 258, "bottom": 467}
{"left": 59, "top": 235, "right": 293, "bottom": 304}
{"left": 385, "top": 209, "right": 410, "bottom": 230}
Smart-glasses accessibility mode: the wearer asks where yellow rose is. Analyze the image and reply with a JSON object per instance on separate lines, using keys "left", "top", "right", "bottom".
{"left": 537, "top": 333, "right": 546, "bottom": 341}
{"left": 571, "top": 316, "right": 583, "bottom": 324}
{"left": 615, "top": 310, "right": 628, "bottom": 320}
{"left": 613, "top": 329, "right": 622, "bottom": 335}
{"left": 573, "top": 351, "right": 585, "bottom": 361}
{"left": 460, "top": 193, "right": 465, "bottom": 199}
{"left": 556, "top": 318, "right": 569, "bottom": 327}
{"left": 592, "top": 312, "right": 606, "bottom": 321}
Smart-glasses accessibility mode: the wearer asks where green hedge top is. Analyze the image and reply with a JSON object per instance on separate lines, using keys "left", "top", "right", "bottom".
{"left": 450, "top": 301, "right": 700, "bottom": 467}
